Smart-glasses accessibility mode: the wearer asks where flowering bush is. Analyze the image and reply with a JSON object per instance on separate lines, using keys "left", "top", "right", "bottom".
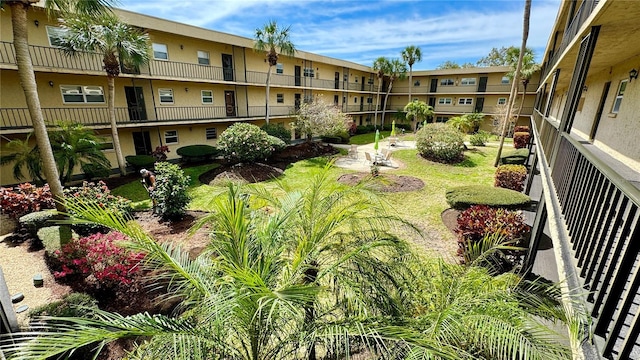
{"left": 456, "top": 205, "right": 530, "bottom": 269}
{"left": 64, "top": 181, "right": 132, "bottom": 235}
{"left": 513, "top": 132, "right": 531, "bottom": 149}
{"left": 217, "top": 123, "right": 276, "bottom": 163}
{"left": 495, "top": 165, "right": 528, "bottom": 192}
{"left": 51, "top": 231, "right": 144, "bottom": 289}
{"left": 150, "top": 162, "right": 191, "bottom": 220}
{"left": 0, "top": 183, "right": 55, "bottom": 219}
{"left": 416, "top": 123, "right": 465, "bottom": 163}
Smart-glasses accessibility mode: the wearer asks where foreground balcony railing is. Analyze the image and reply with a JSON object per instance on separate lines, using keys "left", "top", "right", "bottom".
{"left": 533, "top": 111, "right": 640, "bottom": 359}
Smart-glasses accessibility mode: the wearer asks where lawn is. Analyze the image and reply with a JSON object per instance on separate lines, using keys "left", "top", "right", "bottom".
{"left": 350, "top": 131, "right": 416, "bottom": 145}
{"left": 113, "top": 142, "right": 504, "bottom": 257}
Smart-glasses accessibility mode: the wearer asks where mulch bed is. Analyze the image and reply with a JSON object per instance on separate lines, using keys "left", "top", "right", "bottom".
{"left": 336, "top": 173, "right": 425, "bottom": 193}
{"left": 441, "top": 208, "right": 460, "bottom": 234}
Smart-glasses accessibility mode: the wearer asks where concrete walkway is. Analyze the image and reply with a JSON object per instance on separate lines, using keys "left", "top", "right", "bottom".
{"left": 332, "top": 139, "right": 416, "bottom": 172}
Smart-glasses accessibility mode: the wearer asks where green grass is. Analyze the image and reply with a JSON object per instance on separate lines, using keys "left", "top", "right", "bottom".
{"left": 349, "top": 131, "right": 392, "bottom": 145}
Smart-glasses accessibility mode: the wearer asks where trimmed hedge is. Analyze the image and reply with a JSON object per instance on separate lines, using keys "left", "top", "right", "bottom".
{"left": 513, "top": 132, "right": 530, "bottom": 149}
{"left": 125, "top": 155, "right": 155, "bottom": 170}
{"left": 513, "top": 126, "right": 530, "bottom": 134}
{"left": 19, "top": 210, "right": 57, "bottom": 237}
{"left": 176, "top": 145, "right": 219, "bottom": 162}
{"left": 500, "top": 148, "right": 530, "bottom": 165}
{"left": 446, "top": 185, "right": 531, "bottom": 209}
{"left": 495, "top": 165, "right": 527, "bottom": 192}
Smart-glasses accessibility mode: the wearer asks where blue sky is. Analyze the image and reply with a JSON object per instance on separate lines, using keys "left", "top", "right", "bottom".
{"left": 118, "top": 0, "right": 560, "bottom": 70}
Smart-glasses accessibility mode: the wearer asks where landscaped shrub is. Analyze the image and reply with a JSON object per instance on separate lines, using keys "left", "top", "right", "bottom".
{"left": 495, "top": 165, "right": 527, "bottom": 192}
{"left": 63, "top": 181, "right": 132, "bottom": 235}
{"left": 262, "top": 123, "right": 292, "bottom": 144}
{"left": 51, "top": 231, "right": 144, "bottom": 290}
{"left": 19, "top": 210, "right": 57, "bottom": 237}
{"left": 456, "top": 205, "right": 530, "bottom": 269}
{"left": 356, "top": 125, "right": 376, "bottom": 134}
{"left": 150, "top": 162, "right": 191, "bottom": 220}
{"left": 81, "top": 163, "right": 112, "bottom": 180}
{"left": 152, "top": 145, "right": 170, "bottom": 161}
{"left": 416, "top": 123, "right": 465, "bottom": 163}
{"left": 446, "top": 185, "right": 531, "bottom": 209}
{"left": 513, "top": 132, "right": 531, "bottom": 149}
{"left": 176, "top": 145, "right": 219, "bottom": 162}
{"left": 29, "top": 292, "right": 98, "bottom": 318}
{"left": 125, "top": 155, "right": 155, "bottom": 170}
{"left": 217, "top": 123, "right": 276, "bottom": 163}
{"left": 469, "top": 130, "right": 491, "bottom": 146}
{"left": 514, "top": 126, "right": 530, "bottom": 134}
{"left": 0, "top": 183, "right": 54, "bottom": 219}
{"left": 500, "top": 148, "right": 530, "bottom": 165}
{"left": 267, "top": 135, "right": 287, "bottom": 152}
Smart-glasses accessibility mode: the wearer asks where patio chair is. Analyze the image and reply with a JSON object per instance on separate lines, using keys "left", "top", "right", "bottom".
{"left": 380, "top": 150, "right": 393, "bottom": 166}
{"left": 364, "top": 152, "right": 373, "bottom": 165}
{"left": 348, "top": 144, "right": 358, "bottom": 159}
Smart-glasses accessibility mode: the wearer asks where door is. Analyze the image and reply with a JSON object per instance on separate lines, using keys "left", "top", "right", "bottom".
{"left": 360, "top": 96, "right": 364, "bottom": 111}
{"left": 428, "top": 96, "right": 436, "bottom": 108}
{"left": 361, "top": 76, "right": 365, "bottom": 91}
{"left": 132, "top": 131, "right": 152, "bottom": 155}
{"left": 430, "top": 78, "right": 438, "bottom": 92}
{"left": 474, "top": 97, "right": 485, "bottom": 113}
{"left": 222, "top": 54, "right": 234, "bottom": 81}
{"left": 589, "top": 81, "right": 610, "bottom": 140}
{"left": 124, "top": 86, "right": 147, "bottom": 121}
{"left": 295, "top": 94, "right": 301, "bottom": 110}
{"left": 225, "top": 91, "right": 236, "bottom": 116}
{"left": 334, "top": 72, "right": 340, "bottom": 89}
{"left": 478, "top": 76, "right": 488, "bottom": 92}
{"left": 295, "top": 66, "right": 301, "bottom": 86}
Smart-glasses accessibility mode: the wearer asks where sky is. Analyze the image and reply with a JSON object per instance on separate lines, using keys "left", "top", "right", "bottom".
{"left": 118, "top": 0, "right": 560, "bottom": 71}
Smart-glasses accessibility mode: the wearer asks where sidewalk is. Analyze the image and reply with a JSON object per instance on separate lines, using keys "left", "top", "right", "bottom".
{"left": 332, "top": 140, "right": 416, "bottom": 172}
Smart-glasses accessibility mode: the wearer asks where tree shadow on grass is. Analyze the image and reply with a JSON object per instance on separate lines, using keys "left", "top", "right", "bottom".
{"left": 454, "top": 148, "right": 488, "bottom": 168}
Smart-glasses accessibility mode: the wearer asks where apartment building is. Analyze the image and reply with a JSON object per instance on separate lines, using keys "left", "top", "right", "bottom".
{"left": 0, "top": 5, "right": 535, "bottom": 186}
{"left": 525, "top": 1, "right": 640, "bottom": 359}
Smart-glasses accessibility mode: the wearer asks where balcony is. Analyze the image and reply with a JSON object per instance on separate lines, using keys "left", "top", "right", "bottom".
{"left": 529, "top": 109, "right": 640, "bottom": 359}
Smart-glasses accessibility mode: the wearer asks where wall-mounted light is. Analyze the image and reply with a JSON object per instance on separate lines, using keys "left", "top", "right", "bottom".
{"left": 414, "top": 80, "right": 420, "bottom": 86}
{"left": 48, "top": 81, "right": 54, "bottom": 87}
{"left": 184, "top": 87, "right": 189, "bottom": 92}
{"left": 180, "top": 44, "right": 184, "bottom": 50}
{"left": 34, "top": 20, "right": 39, "bottom": 27}
{"left": 582, "top": 85, "right": 588, "bottom": 92}
{"left": 630, "top": 68, "right": 638, "bottom": 81}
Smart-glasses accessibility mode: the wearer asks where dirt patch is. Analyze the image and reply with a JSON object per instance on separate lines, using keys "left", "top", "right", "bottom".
{"left": 441, "top": 208, "right": 460, "bottom": 235}
{"left": 337, "top": 173, "right": 425, "bottom": 193}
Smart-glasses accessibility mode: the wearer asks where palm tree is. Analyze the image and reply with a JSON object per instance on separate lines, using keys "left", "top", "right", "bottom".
{"left": 401, "top": 45, "right": 422, "bottom": 104}
{"left": 253, "top": 20, "right": 295, "bottom": 125}
{"left": 506, "top": 47, "right": 540, "bottom": 121}
{"left": 0, "top": 133, "right": 44, "bottom": 184}
{"left": 381, "top": 58, "right": 407, "bottom": 128}
{"left": 495, "top": 0, "right": 532, "bottom": 167}
{"left": 372, "top": 56, "right": 390, "bottom": 129}
{"left": 55, "top": 13, "right": 150, "bottom": 176}
{"left": 404, "top": 100, "right": 433, "bottom": 132}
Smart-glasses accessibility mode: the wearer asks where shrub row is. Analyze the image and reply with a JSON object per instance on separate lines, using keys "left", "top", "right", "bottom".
{"left": 495, "top": 165, "right": 527, "bottom": 192}
{"left": 514, "top": 132, "right": 531, "bottom": 149}
{"left": 446, "top": 185, "right": 531, "bottom": 210}
{"left": 176, "top": 144, "right": 219, "bottom": 163}
{"left": 261, "top": 123, "right": 292, "bottom": 144}
{"left": 355, "top": 123, "right": 411, "bottom": 134}
{"left": 500, "top": 148, "right": 530, "bottom": 165}
{"left": 125, "top": 155, "right": 155, "bottom": 170}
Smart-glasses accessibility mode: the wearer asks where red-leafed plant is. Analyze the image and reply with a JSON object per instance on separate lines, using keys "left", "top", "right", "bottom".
{"left": 152, "top": 145, "right": 170, "bottom": 161}
{"left": 455, "top": 205, "right": 530, "bottom": 269}
{"left": 495, "top": 164, "right": 528, "bottom": 192}
{"left": 52, "top": 231, "right": 144, "bottom": 290}
{"left": 0, "top": 183, "right": 55, "bottom": 219}
{"left": 513, "top": 132, "right": 530, "bottom": 149}
{"left": 513, "top": 126, "right": 530, "bottom": 134}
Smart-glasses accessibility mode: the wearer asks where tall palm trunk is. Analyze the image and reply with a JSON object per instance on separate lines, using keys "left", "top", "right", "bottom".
{"left": 515, "top": 80, "right": 529, "bottom": 121}
{"left": 304, "top": 264, "right": 318, "bottom": 360}
{"left": 107, "top": 75, "right": 126, "bottom": 175}
{"left": 10, "top": 1, "right": 70, "bottom": 244}
{"left": 381, "top": 79, "right": 395, "bottom": 129}
{"left": 495, "top": 0, "right": 531, "bottom": 167}
{"left": 408, "top": 64, "right": 413, "bottom": 104}
{"left": 265, "top": 65, "right": 272, "bottom": 124}
{"left": 374, "top": 78, "right": 382, "bottom": 129}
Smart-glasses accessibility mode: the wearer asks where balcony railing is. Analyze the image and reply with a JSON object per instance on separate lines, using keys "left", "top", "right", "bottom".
{"left": 0, "top": 107, "right": 132, "bottom": 128}
{"left": 247, "top": 106, "right": 295, "bottom": 117}
{"left": 541, "top": 0, "right": 599, "bottom": 79}
{"left": 533, "top": 112, "right": 640, "bottom": 359}
{"left": 0, "top": 42, "right": 105, "bottom": 73}
{"left": 155, "top": 106, "right": 228, "bottom": 121}
{"left": 147, "top": 60, "right": 227, "bottom": 81}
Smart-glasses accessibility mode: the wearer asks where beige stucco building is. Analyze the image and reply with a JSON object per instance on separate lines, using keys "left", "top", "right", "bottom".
{"left": 0, "top": 5, "right": 535, "bottom": 186}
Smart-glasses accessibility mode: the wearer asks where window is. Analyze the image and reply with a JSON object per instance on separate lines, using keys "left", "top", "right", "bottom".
{"left": 440, "top": 78, "right": 454, "bottom": 86}
{"left": 153, "top": 43, "right": 168, "bottom": 60}
{"left": 159, "top": 89, "right": 174, "bottom": 104}
{"left": 460, "top": 78, "right": 476, "bottom": 86}
{"left": 303, "top": 67, "right": 315, "bottom": 77}
{"left": 277, "top": 93, "right": 284, "bottom": 103}
{"left": 501, "top": 76, "right": 510, "bottom": 84}
{"left": 354, "top": 97, "right": 358, "bottom": 103}
{"left": 344, "top": 73, "right": 348, "bottom": 81}
{"left": 201, "top": 90, "right": 213, "bottom": 104}
{"left": 612, "top": 80, "right": 627, "bottom": 113}
{"left": 435, "top": 116, "right": 449, "bottom": 123}
{"left": 60, "top": 85, "right": 105, "bottom": 103}
{"left": 205, "top": 128, "right": 217, "bottom": 140}
{"left": 46, "top": 26, "right": 67, "bottom": 47}
{"left": 438, "top": 97, "right": 452, "bottom": 105}
{"left": 458, "top": 98, "right": 473, "bottom": 105}
{"left": 276, "top": 63, "right": 284, "bottom": 74}
{"left": 197, "top": 51, "right": 210, "bottom": 65}
{"left": 334, "top": 95, "right": 339, "bottom": 104}
{"left": 497, "top": 97, "right": 507, "bottom": 105}
{"left": 367, "top": 97, "right": 373, "bottom": 104}
{"left": 96, "top": 134, "right": 114, "bottom": 150}
{"left": 164, "top": 130, "right": 178, "bottom": 144}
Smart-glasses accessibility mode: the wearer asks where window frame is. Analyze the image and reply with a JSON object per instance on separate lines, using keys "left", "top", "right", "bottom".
{"left": 458, "top": 98, "right": 473, "bottom": 105}
{"left": 497, "top": 97, "right": 507, "bottom": 105}
{"left": 303, "top": 67, "right": 315, "bottom": 77}
{"left": 96, "top": 134, "right": 114, "bottom": 151}
{"left": 152, "top": 43, "right": 169, "bottom": 61}
{"left": 611, "top": 79, "right": 628, "bottom": 114}
{"left": 501, "top": 76, "right": 510, "bottom": 84}
{"left": 158, "top": 88, "right": 174, "bottom": 104}
{"left": 440, "top": 78, "right": 454, "bottom": 86}
{"left": 460, "top": 78, "right": 476, "bottom": 86}
{"left": 438, "top": 97, "right": 453, "bottom": 105}
{"left": 276, "top": 93, "right": 284, "bottom": 103}
{"left": 197, "top": 50, "right": 210, "bottom": 65}
{"left": 201, "top": 90, "right": 213, "bottom": 104}
{"left": 205, "top": 127, "right": 217, "bottom": 140}
{"left": 164, "top": 130, "right": 179, "bottom": 144}
{"left": 60, "top": 85, "right": 105, "bottom": 104}
{"left": 276, "top": 63, "right": 284, "bottom": 74}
